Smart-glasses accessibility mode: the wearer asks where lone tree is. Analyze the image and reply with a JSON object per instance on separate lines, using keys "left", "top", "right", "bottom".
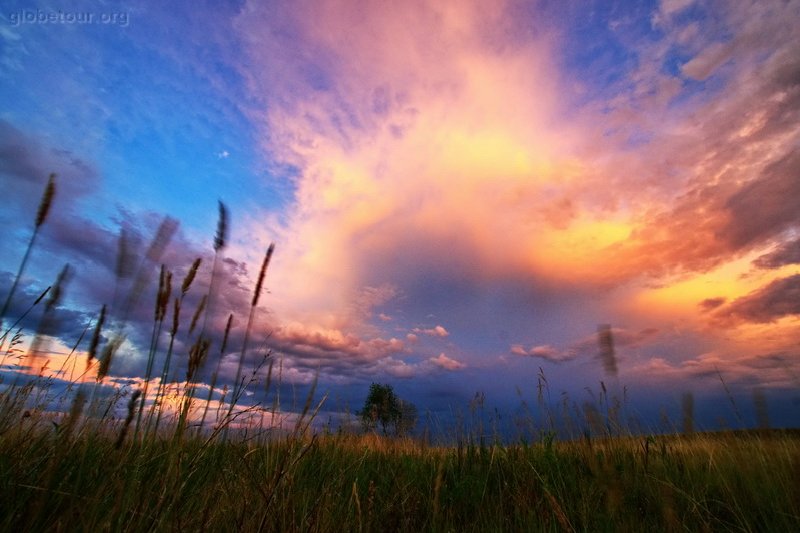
{"left": 359, "top": 383, "right": 417, "bottom": 436}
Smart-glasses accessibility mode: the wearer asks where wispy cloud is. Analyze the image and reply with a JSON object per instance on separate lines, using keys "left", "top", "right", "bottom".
{"left": 413, "top": 325, "right": 449, "bottom": 338}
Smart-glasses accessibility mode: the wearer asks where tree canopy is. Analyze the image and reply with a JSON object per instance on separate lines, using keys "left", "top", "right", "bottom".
{"left": 359, "top": 383, "right": 417, "bottom": 436}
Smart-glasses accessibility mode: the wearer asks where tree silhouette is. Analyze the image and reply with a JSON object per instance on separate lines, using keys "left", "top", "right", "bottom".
{"left": 359, "top": 383, "right": 416, "bottom": 436}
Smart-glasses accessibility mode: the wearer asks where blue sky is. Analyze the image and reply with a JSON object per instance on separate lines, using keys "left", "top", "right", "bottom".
{"left": 1, "top": 0, "right": 799, "bottom": 436}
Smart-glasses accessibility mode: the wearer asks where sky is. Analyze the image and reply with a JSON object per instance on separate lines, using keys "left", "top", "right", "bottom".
{"left": 0, "top": 0, "right": 798, "bottom": 437}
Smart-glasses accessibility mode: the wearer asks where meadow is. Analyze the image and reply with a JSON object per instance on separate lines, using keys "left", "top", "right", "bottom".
{"left": 1, "top": 176, "right": 799, "bottom": 532}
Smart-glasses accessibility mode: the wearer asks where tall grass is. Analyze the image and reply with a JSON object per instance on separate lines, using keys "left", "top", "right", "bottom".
{"left": 0, "top": 176, "right": 798, "bottom": 531}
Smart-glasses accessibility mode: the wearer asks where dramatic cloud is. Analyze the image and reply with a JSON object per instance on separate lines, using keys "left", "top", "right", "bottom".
{"left": 715, "top": 275, "right": 800, "bottom": 325}
{"left": 753, "top": 238, "right": 800, "bottom": 269}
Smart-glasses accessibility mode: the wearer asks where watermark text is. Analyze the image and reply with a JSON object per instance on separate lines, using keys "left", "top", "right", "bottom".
{"left": 7, "top": 9, "right": 130, "bottom": 27}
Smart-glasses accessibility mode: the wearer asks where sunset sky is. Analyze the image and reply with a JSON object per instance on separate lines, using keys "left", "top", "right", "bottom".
{"left": 1, "top": 0, "right": 798, "bottom": 434}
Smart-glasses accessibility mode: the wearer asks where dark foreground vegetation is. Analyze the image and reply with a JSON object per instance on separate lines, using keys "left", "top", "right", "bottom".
{"left": 1, "top": 415, "right": 799, "bottom": 532}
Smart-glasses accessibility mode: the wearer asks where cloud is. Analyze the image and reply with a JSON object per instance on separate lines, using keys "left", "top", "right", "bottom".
{"left": 0, "top": 120, "right": 102, "bottom": 218}
{"left": 429, "top": 353, "right": 465, "bottom": 371}
{"left": 413, "top": 325, "right": 449, "bottom": 338}
{"left": 260, "top": 321, "right": 419, "bottom": 381}
{"left": 632, "top": 351, "right": 799, "bottom": 389}
{"left": 699, "top": 297, "right": 726, "bottom": 312}
{"left": 659, "top": 0, "right": 694, "bottom": 18}
{"left": 512, "top": 327, "right": 661, "bottom": 365}
{"left": 719, "top": 152, "right": 800, "bottom": 250}
{"left": 226, "top": 0, "right": 800, "bottom": 349}
{"left": 714, "top": 274, "right": 800, "bottom": 325}
{"left": 511, "top": 344, "right": 573, "bottom": 363}
{"left": 753, "top": 238, "right": 800, "bottom": 269}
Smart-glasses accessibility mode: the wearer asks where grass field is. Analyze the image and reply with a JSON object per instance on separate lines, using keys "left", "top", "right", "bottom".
{"left": 1, "top": 401, "right": 798, "bottom": 532}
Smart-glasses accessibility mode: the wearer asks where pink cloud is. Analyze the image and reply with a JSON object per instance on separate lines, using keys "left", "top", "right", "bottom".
{"left": 429, "top": 353, "right": 465, "bottom": 371}
{"left": 511, "top": 344, "right": 573, "bottom": 363}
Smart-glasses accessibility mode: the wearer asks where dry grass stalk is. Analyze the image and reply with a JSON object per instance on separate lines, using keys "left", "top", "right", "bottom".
{"left": 545, "top": 491, "right": 575, "bottom": 533}
{"left": 135, "top": 266, "right": 170, "bottom": 440}
{"left": 232, "top": 243, "right": 275, "bottom": 405}
{"left": 0, "top": 174, "right": 57, "bottom": 326}
{"left": 115, "top": 389, "right": 142, "bottom": 449}
{"left": 27, "top": 264, "right": 72, "bottom": 372}
{"left": 597, "top": 324, "right": 618, "bottom": 377}
{"left": 0, "top": 286, "right": 49, "bottom": 348}
{"left": 198, "top": 313, "right": 233, "bottom": 433}
{"left": 86, "top": 304, "right": 106, "bottom": 368}
{"left": 189, "top": 294, "right": 207, "bottom": 335}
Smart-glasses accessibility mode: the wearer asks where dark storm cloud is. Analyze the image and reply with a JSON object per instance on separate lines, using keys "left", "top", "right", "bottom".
{"left": 0, "top": 119, "right": 101, "bottom": 208}
{"left": 720, "top": 151, "right": 800, "bottom": 250}
{"left": 753, "top": 238, "right": 800, "bottom": 269}
{"left": 715, "top": 274, "right": 800, "bottom": 324}
{"left": 699, "top": 297, "right": 726, "bottom": 312}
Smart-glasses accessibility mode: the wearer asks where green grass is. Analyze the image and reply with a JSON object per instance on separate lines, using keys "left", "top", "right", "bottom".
{"left": 0, "top": 401, "right": 798, "bottom": 532}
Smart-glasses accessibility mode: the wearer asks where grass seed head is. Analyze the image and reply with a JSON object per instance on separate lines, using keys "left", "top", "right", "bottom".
{"left": 182, "top": 257, "right": 202, "bottom": 295}
{"left": 45, "top": 264, "right": 72, "bottom": 313}
{"left": 597, "top": 324, "right": 618, "bottom": 377}
{"left": 189, "top": 294, "right": 207, "bottom": 335}
{"left": 145, "top": 217, "right": 179, "bottom": 263}
{"left": 187, "top": 338, "right": 211, "bottom": 382}
{"left": 97, "top": 335, "right": 123, "bottom": 380}
{"left": 221, "top": 313, "right": 233, "bottom": 353}
{"left": 35, "top": 173, "right": 56, "bottom": 228}
{"left": 252, "top": 243, "right": 275, "bottom": 307}
{"left": 87, "top": 304, "right": 107, "bottom": 367}
{"left": 115, "top": 227, "right": 133, "bottom": 280}
{"left": 215, "top": 201, "right": 228, "bottom": 251}
{"left": 171, "top": 297, "right": 181, "bottom": 336}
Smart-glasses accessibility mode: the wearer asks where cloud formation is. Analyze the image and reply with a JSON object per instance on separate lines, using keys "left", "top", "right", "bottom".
{"left": 753, "top": 238, "right": 800, "bottom": 269}
{"left": 429, "top": 353, "right": 465, "bottom": 371}
{"left": 715, "top": 275, "right": 800, "bottom": 325}
{"left": 219, "top": 0, "right": 800, "bottom": 392}
{"left": 413, "top": 325, "right": 449, "bottom": 338}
